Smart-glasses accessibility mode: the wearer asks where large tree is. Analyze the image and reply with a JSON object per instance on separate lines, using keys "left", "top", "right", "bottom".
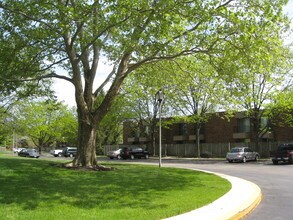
{"left": 0, "top": 0, "right": 289, "bottom": 167}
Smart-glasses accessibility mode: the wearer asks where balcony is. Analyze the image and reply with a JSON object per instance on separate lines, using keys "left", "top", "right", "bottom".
{"left": 173, "top": 135, "right": 188, "bottom": 141}
{"left": 139, "top": 137, "right": 148, "bottom": 142}
{"left": 189, "top": 134, "right": 205, "bottom": 141}
{"left": 127, "top": 137, "right": 137, "bottom": 142}
{"left": 233, "top": 132, "right": 250, "bottom": 139}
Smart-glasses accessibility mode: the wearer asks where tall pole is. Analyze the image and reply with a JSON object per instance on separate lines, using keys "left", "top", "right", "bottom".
{"left": 156, "top": 89, "right": 164, "bottom": 168}
{"left": 159, "top": 100, "right": 162, "bottom": 168}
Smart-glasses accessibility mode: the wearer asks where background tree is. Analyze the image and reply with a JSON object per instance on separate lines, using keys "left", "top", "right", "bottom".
{"left": 121, "top": 63, "right": 171, "bottom": 155}
{"left": 0, "top": 0, "right": 289, "bottom": 167}
{"left": 165, "top": 57, "right": 227, "bottom": 157}
{"left": 267, "top": 87, "right": 293, "bottom": 127}
{"left": 11, "top": 100, "right": 77, "bottom": 152}
{"left": 222, "top": 37, "right": 292, "bottom": 151}
{"left": 0, "top": 108, "right": 11, "bottom": 147}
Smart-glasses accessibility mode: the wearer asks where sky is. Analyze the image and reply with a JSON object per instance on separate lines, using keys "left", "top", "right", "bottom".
{"left": 53, "top": 1, "right": 293, "bottom": 107}
{"left": 52, "top": 57, "right": 113, "bottom": 107}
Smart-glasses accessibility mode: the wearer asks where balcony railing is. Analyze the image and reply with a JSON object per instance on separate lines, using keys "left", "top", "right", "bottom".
{"left": 173, "top": 135, "right": 188, "bottom": 141}
{"left": 189, "top": 134, "right": 205, "bottom": 141}
{"left": 233, "top": 132, "right": 250, "bottom": 139}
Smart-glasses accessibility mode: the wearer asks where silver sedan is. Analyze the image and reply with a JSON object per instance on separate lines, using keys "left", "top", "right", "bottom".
{"left": 106, "top": 148, "right": 122, "bottom": 159}
{"left": 226, "top": 147, "right": 260, "bottom": 163}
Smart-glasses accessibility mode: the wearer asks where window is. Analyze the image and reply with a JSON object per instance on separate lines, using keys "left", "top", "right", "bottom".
{"left": 260, "top": 117, "right": 268, "bottom": 127}
{"left": 237, "top": 118, "right": 250, "bottom": 132}
{"left": 178, "top": 123, "right": 188, "bottom": 136}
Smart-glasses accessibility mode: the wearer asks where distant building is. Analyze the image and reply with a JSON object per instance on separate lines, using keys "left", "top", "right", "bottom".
{"left": 123, "top": 112, "right": 293, "bottom": 145}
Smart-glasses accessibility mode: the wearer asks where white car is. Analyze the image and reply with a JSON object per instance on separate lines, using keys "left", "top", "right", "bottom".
{"left": 13, "top": 148, "right": 26, "bottom": 153}
{"left": 50, "top": 149, "right": 63, "bottom": 157}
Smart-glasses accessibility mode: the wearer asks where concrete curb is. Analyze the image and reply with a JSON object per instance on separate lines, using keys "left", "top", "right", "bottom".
{"left": 164, "top": 169, "right": 262, "bottom": 220}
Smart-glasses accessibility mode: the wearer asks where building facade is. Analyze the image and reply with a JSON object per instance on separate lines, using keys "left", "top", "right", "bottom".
{"left": 123, "top": 112, "right": 293, "bottom": 145}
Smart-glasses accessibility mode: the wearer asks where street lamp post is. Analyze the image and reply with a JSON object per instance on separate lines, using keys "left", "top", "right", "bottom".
{"left": 156, "top": 90, "right": 164, "bottom": 168}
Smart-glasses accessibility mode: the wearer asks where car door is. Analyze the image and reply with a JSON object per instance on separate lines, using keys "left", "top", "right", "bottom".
{"left": 246, "top": 148, "right": 253, "bottom": 160}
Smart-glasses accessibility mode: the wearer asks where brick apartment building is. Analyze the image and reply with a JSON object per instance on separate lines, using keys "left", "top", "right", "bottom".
{"left": 123, "top": 112, "right": 293, "bottom": 146}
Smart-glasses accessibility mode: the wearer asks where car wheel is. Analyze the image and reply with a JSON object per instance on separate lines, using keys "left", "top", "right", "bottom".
{"left": 254, "top": 155, "right": 259, "bottom": 162}
{"left": 70, "top": 153, "right": 73, "bottom": 158}
{"left": 228, "top": 160, "right": 232, "bottom": 163}
{"left": 130, "top": 155, "right": 134, "bottom": 160}
{"left": 273, "top": 160, "right": 278, "bottom": 165}
{"left": 58, "top": 153, "right": 62, "bottom": 157}
{"left": 242, "top": 157, "right": 247, "bottom": 163}
{"left": 145, "top": 154, "right": 149, "bottom": 159}
{"left": 117, "top": 155, "right": 121, "bottom": 160}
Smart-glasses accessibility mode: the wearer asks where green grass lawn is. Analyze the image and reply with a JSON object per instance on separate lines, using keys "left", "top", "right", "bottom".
{"left": 0, "top": 153, "right": 231, "bottom": 220}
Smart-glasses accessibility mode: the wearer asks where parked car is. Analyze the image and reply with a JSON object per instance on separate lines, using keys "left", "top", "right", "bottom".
{"left": 120, "top": 147, "right": 149, "bottom": 159}
{"left": 62, "top": 147, "right": 77, "bottom": 157}
{"left": 13, "top": 147, "right": 26, "bottom": 153}
{"left": 50, "top": 149, "right": 63, "bottom": 157}
{"left": 270, "top": 143, "right": 293, "bottom": 165}
{"left": 226, "top": 147, "right": 260, "bottom": 163}
{"left": 107, "top": 148, "right": 122, "bottom": 159}
{"left": 18, "top": 148, "right": 40, "bottom": 158}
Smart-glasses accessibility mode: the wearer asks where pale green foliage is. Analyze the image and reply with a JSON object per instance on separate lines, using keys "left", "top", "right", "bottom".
{"left": 11, "top": 101, "right": 77, "bottom": 148}
{"left": 0, "top": 108, "right": 10, "bottom": 145}
{"left": 166, "top": 57, "right": 226, "bottom": 120}
{"left": 122, "top": 64, "right": 168, "bottom": 120}
{"left": 267, "top": 88, "right": 293, "bottom": 126}
{"left": 121, "top": 64, "right": 166, "bottom": 145}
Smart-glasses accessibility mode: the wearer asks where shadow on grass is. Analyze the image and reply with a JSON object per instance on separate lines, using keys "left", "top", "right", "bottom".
{"left": 0, "top": 157, "right": 208, "bottom": 211}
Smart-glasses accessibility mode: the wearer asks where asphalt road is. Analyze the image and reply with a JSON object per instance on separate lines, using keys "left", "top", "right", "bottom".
{"left": 152, "top": 158, "right": 293, "bottom": 220}
{"left": 44, "top": 154, "right": 293, "bottom": 219}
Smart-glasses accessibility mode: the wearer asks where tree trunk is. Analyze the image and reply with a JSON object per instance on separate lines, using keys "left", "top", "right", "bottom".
{"left": 251, "top": 117, "right": 260, "bottom": 152}
{"left": 195, "top": 127, "right": 201, "bottom": 158}
{"left": 72, "top": 120, "right": 97, "bottom": 167}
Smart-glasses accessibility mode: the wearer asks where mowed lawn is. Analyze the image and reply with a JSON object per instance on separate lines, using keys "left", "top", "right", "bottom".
{"left": 0, "top": 153, "right": 231, "bottom": 220}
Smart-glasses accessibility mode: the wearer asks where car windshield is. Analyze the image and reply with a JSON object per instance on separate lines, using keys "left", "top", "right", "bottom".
{"left": 278, "top": 145, "right": 293, "bottom": 151}
{"left": 230, "top": 148, "right": 242, "bottom": 153}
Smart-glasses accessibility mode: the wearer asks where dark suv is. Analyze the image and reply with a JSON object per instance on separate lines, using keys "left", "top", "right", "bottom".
{"left": 271, "top": 143, "right": 293, "bottom": 165}
{"left": 120, "top": 147, "right": 149, "bottom": 159}
{"left": 62, "top": 147, "right": 77, "bottom": 157}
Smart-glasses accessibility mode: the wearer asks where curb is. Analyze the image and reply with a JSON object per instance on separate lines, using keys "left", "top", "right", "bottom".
{"left": 164, "top": 169, "right": 262, "bottom": 220}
